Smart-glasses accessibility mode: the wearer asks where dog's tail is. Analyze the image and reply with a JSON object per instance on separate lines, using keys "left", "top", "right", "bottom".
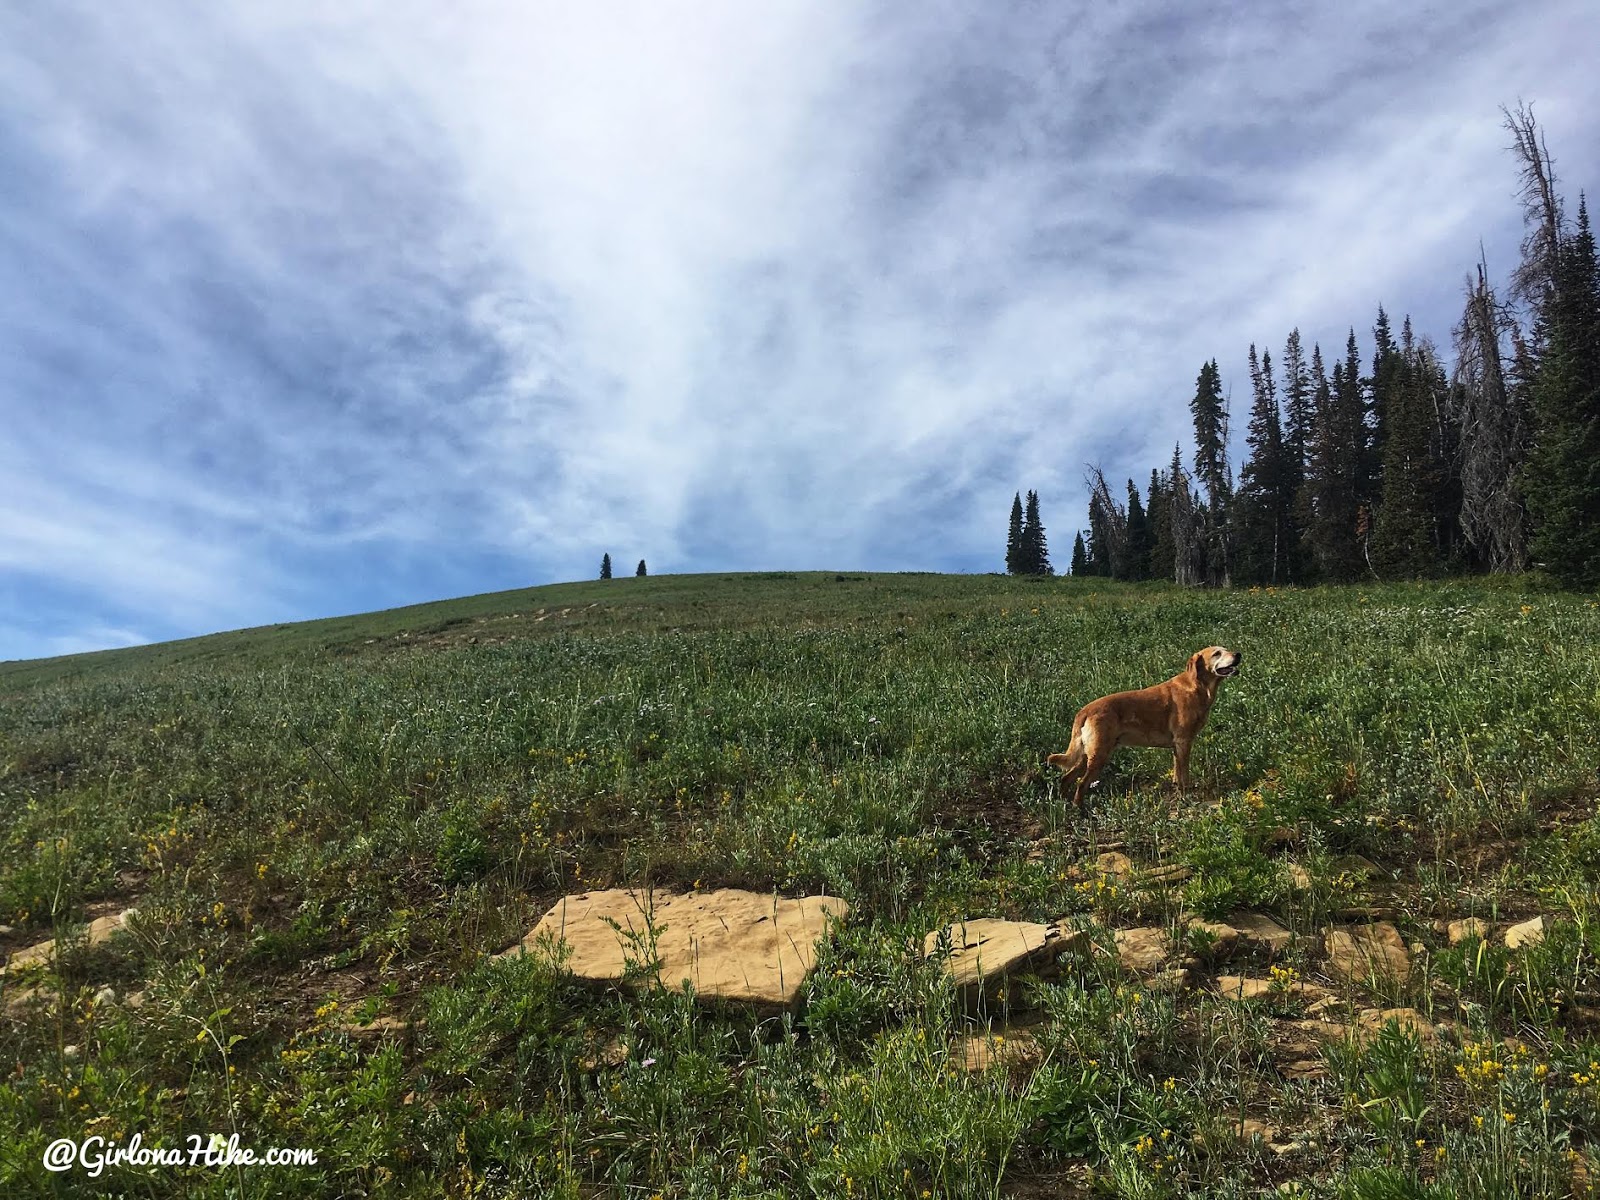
{"left": 1047, "top": 718, "right": 1087, "bottom": 778}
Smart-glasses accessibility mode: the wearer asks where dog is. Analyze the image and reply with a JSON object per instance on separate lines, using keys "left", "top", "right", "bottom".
{"left": 1047, "top": 646, "right": 1241, "bottom": 812}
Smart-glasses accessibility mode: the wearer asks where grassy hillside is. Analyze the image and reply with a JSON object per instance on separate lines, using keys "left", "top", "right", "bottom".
{"left": 2, "top": 572, "right": 1598, "bottom": 1197}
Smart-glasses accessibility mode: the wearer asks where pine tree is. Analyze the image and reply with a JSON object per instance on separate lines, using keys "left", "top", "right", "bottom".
{"left": 1368, "top": 307, "right": 1401, "bottom": 507}
{"left": 1189, "top": 359, "right": 1232, "bottom": 585}
{"left": 1235, "top": 344, "right": 1293, "bottom": 584}
{"left": 600, "top": 553, "right": 612, "bottom": 579}
{"left": 1021, "top": 490, "right": 1052, "bottom": 574}
{"left": 1524, "top": 196, "right": 1600, "bottom": 585}
{"left": 636, "top": 559, "right": 648, "bottom": 577}
{"left": 1304, "top": 343, "right": 1365, "bottom": 581}
{"left": 1147, "top": 467, "right": 1174, "bottom": 583}
{"left": 1070, "top": 531, "right": 1088, "bottom": 576}
{"left": 1124, "top": 479, "right": 1152, "bottom": 581}
{"left": 1085, "top": 492, "right": 1108, "bottom": 577}
{"left": 1371, "top": 336, "right": 1446, "bottom": 578}
{"left": 1005, "top": 492, "right": 1024, "bottom": 574}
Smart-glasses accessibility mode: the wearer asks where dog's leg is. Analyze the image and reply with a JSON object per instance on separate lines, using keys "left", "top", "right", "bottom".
{"left": 1173, "top": 738, "right": 1192, "bottom": 793}
{"left": 1073, "top": 728, "right": 1111, "bottom": 813}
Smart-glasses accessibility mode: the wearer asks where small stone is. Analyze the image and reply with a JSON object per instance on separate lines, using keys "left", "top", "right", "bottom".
{"left": 341, "top": 1016, "right": 410, "bottom": 1039}
{"left": 1266, "top": 826, "right": 1301, "bottom": 849}
{"left": 1504, "top": 916, "right": 1546, "bottom": 950}
{"left": 122, "top": 991, "right": 147, "bottom": 1009}
{"left": 62, "top": 1044, "right": 81, "bottom": 1061}
{"left": 1217, "top": 975, "right": 1275, "bottom": 1002}
{"left": 1447, "top": 917, "right": 1489, "bottom": 946}
{"left": 1237, "top": 1117, "right": 1276, "bottom": 1144}
{"left": 1285, "top": 863, "right": 1313, "bottom": 891}
{"left": 1325, "top": 922, "right": 1411, "bottom": 987}
{"left": 1328, "top": 854, "right": 1382, "bottom": 880}
{"left": 93, "top": 986, "right": 117, "bottom": 1007}
{"left": 1096, "top": 852, "right": 1134, "bottom": 878}
{"left": 1141, "top": 863, "right": 1192, "bottom": 885}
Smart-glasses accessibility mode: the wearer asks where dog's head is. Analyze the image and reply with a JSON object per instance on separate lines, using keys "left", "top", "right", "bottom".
{"left": 1189, "top": 645, "right": 1242, "bottom": 680}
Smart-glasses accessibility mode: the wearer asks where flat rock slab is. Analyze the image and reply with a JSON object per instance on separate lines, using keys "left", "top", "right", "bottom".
{"left": 3, "top": 912, "right": 130, "bottom": 974}
{"left": 504, "top": 888, "right": 848, "bottom": 1011}
{"left": 1216, "top": 975, "right": 1331, "bottom": 1005}
{"left": 1114, "top": 927, "right": 1187, "bottom": 976}
{"left": 926, "top": 918, "right": 1089, "bottom": 1009}
{"left": 1228, "top": 912, "right": 1294, "bottom": 958}
{"left": 1325, "top": 922, "right": 1411, "bottom": 987}
{"left": 951, "top": 1028, "right": 1043, "bottom": 1074}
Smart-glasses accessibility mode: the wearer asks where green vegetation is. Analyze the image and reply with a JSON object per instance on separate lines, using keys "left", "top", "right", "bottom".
{"left": 3, "top": 571, "right": 1599, "bottom": 1196}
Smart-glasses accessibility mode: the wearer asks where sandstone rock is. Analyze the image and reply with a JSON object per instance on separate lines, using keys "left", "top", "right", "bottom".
{"left": 1181, "top": 918, "right": 1240, "bottom": 962}
{"left": 1325, "top": 922, "right": 1411, "bottom": 987}
{"left": 1285, "top": 863, "right": 1313, "bottom": 891}
{"left": 3, "top": 985, "right": 58, "bottom": 1020}
{"left": 3, "top": 910, "right": 129, "bottom": 974}
{"left": 340, "top": 1015, "right": 410, "bottom": 1039}
{"left": 1236, "top": 1117, "right": 1277, "bottom": 1144}
{"left": 1446, "top": 917, "right": 1489, "bottom": 946}
{"left": 1216, "top": 975, "right": 1331, "bottom": 1005}
{"left": 1096, "top": 851, "right": 1134, "bottom": 878}
{"left": 1141, "top": 863, "right": 1192, "bottom": 885}
{"left": 123, "top": 991, "right": 147, "bottom": 1010}
{"left": 927, "top": 918, "right": 1090, "bottom": 1010}
{"left": 62, "top": 1044, "right": 81, "bottom": 1061}
{"left": 1328, "top": 854, "right": 1382, "bottom": 880}
{"left": 1149, "top": 966, "right": 1193, "bottom": 993}
{"left": 1216, "top": 975, "right": 1275, "bottom": 1002}
{"left": 1114, "top": 927, "right": 1180, "bottom": 975}
{"left": 1357, "top": 1007, "right": 1437, "bottom": 1046}
{"left": 952, "top": 1028, "right": 1042, "bottom": 1074}
{"left": 92, "top": 986, "right": 117, "bottom": 1007}
{"left": 1504, "top": 916, "right": 1546, "bottom": 950}
{"left": 1228, "top": 912, "right": 1294, "bottom": 958}
{"left": 1265, "top": 826, "right": 1301, "bottom": 849}
{"left": 502, "top": 888, "right": 849, "bottom": 1011}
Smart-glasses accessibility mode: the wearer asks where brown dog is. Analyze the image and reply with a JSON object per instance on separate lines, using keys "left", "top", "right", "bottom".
{"left": 1047, "top": 646, "right": 1241, "bottom": 811}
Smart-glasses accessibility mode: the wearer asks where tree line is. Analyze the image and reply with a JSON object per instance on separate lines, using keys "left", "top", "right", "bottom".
{"left": 1040, "top": 105, "right": 1599, "bottom": 589}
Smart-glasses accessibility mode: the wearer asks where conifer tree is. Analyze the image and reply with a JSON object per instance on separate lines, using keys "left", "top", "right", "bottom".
{"left": 1124, "top": 479, "right": 1152, "bottom": 581}
{"left": 1070, "top": 531, "right": 1088, "bottom": 576}
{"left": 1524, "top": 196, "right": 1600, "bottom": 585}
{"left": 600, "top": 553, "right": 612, "bottom": 579}
{"left": 1453, "top": 259, "right": 1528, "bottom": 572}
{"left": 1304, "top": 343, "right": 1365, "bottom": 581}
{"left": 1372, "top": 339, "right": 1446, "bottom": 577}
{"left": 1020, "top": 489, "right": 1052, "bottom": 574}
{"left": 1006, "top": 492, "right": 1024, "bottom": 574}
{"left": 636, "top": 559, "right": 648, "bottom": 577}
{"left": 1147, "top": 467, "right": 1174, "bottom": 583}
{"left": 1188, "top": 360, "right": 1232, "bottom": 584}
{"left": 1236, "top": 345, "right": 1294, "bottom": 584}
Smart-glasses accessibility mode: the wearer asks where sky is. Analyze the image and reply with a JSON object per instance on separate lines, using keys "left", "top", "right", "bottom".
{"left": 3, "top": 1, "right": 1598, "bottom": 660}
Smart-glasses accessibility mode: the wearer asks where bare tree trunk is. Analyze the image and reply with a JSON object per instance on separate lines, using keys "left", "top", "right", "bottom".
{"left": 1083, "top": 465, "right": 1129, "bottom": 579}
{"left": 1453, "top": 257, "right": 1529, "bottom": 572}
{"left": 1167, "top": 467, "right": 1206, "bottom": 587}
{"left": 1504, "top": 102, "right": 1563, "bottom": 312}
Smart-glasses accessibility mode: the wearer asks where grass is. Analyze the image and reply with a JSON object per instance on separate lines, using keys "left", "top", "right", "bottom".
{"left": 1, "top": 570, "right": 1598, "bottom": 1197}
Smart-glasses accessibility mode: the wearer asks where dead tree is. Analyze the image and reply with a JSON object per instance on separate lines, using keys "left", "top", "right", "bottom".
{"left": 1453, "top": 256, "right": 1528, "bottom": 572}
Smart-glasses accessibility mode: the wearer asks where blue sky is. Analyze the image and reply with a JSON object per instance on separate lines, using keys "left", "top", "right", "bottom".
{"left": 3, "top": 1, "right": 1598, "bottom": 660}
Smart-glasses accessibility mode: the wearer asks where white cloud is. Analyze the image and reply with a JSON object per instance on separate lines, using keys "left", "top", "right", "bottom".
{"left": 2, "top": 0, "right": 1598, "bottom": 657}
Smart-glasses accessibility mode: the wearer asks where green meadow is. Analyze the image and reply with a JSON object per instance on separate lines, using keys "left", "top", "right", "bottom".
{"left": 3, "top": 572, "right": 1599, "bottom": 1197}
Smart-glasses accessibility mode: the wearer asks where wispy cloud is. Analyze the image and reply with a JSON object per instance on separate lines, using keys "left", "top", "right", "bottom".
{"left": 2, "top": 0, "right": 1597, "bottom": 658}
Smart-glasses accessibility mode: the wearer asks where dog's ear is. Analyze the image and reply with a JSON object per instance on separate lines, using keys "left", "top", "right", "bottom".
{"left": 1188, "top": 650, "right": 1209, "bottom": 678}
